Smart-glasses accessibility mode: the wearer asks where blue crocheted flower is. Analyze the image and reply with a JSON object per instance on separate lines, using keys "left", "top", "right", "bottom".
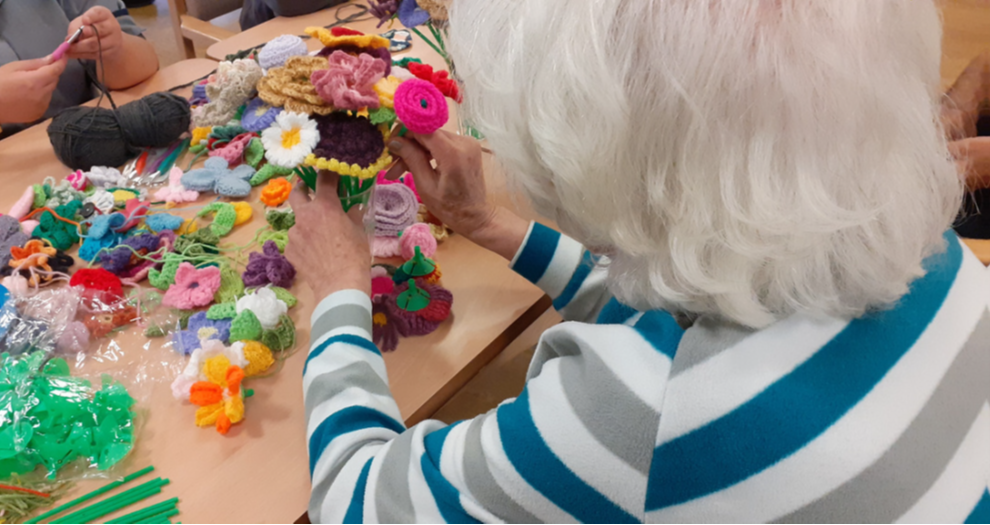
{"left": 397, "top": 0, "right": 430, "bottom": 27}
{"left": 78, "top": 212, "right": 125, "bottom": 262}
{"left": 181, "top": 157, "right": 255, "bottom": 198}
{"left": 172, "top": 311, "right": 232, "bottom": 355}
{"left": 144, "top": 213, "right": 184, "bottom": 233}
{"left": 241, "top": 98, "right": 281, "bottom": 133}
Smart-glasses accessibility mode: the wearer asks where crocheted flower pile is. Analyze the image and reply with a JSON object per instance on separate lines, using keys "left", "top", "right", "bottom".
{"left": 257, "top": 55, "right": 335, "bottom": 116}
{"left": 181, "top": 157, "right": 256, "bottom": 198}
{"left": 242, "top": 240, "right": 296, "bottom": 288}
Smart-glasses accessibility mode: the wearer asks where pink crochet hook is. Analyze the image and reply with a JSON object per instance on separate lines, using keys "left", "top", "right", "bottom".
{"left": 51, "top": 26, "right": 85, "bottom": 61}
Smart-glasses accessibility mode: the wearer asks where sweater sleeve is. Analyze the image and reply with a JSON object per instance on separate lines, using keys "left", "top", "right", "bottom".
{"left": 304, "top": 290, "right": 676, "bottom": 523}
{"left": 510, "top": 221, "right": 614, "bottom": 323}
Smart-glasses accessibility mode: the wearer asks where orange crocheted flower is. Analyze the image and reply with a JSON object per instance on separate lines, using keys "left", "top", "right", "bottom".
{"left": 191, "top": 360, "right": 247, "bottom": 435}
{"left": 9, "top": 239, "right": 57, "bottom": 286}
{"left": 260, "top": 178, "right": 293, "bottom": 207}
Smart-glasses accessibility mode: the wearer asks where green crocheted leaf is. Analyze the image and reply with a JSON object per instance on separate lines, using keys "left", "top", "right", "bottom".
{"left": 230, "top": 309, "right": 262, "bottom": 342}
{"left": 209, "top": 125, "right": 247, "bottom": 142}
{"left": 214, "top": 265, "right": 245, "bottom": 304}
{"left": 250, "top": 163, "right": 294, "bottom": 186}
{"left": 197, "top": 202, "right": 237, "bottom": 237}
{"left": 261, "top": 314, "right": 295, "bottom": 352}
{"left": 246, "top": 138, "right": 265, "bottom": 168}
{"left": 265, "top": 209, "right": 296, "bottom": 231}
{"left": 269, "top": 286, "right": 297, "bottom": 308}
{"left": 149, "top": 258, "right": 182, "bottom": 290}
{"left": 369, "top": 106, "right": 396, "bottom": 126}
{"left": 207, "top": 302, "right": 237, "bottom": 320}
{"left": 258, "top": 230, "right": 288, "bottom": 252}
{"left": 32, "top": 184, "right": 47, "bottom": 209}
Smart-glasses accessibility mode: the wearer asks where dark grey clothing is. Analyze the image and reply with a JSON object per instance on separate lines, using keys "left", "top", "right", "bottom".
{"left": 0, "top": 0, "right": 143, "bottom": 137}
{"left": 239, "top": 0, "right": 346, "bottom": 30}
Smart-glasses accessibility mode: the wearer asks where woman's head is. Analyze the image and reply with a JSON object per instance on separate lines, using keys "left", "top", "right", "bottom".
{"left": 448, "top": 0, "right": 962, "bottom": 327}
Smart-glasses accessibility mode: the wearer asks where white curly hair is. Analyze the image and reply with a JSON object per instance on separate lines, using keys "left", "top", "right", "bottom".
{"left": 447, "top": 0, "right": 963, "bottom": 328}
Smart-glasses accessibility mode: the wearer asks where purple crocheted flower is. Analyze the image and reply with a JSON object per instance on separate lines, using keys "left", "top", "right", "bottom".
{"left": 369, "top": 0, "right": 399, "bottom": 26}
{"left": 190, "top": 81, "right": 209, "bottom": 106}
{"left": 172, "top": 311, "right": 231, "bottom": 355}
{"left": 241, "top": 98, "right": 281, "bottom": 133}
{"left": 100, "top": 232, "right": 161, "bottom": 275}
{"left": 312, "top": 113, "right": 385, "bottom": 168}
{"left": 397, "top": 0, "right": 430, "bottom": 27}
{"left": 243, "top": 240, "right": 296, "bottom": 288}
{"left": 373, "top": 184, "right": 418, "bottom": 237}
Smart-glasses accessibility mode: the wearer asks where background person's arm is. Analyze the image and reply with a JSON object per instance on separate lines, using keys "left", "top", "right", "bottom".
{"left": 63, "top": 2, "right": 158, "bottom": 90}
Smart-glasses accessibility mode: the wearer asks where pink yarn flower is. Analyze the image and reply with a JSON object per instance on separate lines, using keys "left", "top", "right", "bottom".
{"left": 376, "top": 170, "right": 420, "bottom": 202}
{"left": 162, "top": 262, "right": 222, "bottom": 309}
{"left": 153, "top": 167, "right": 199, "bottom": 204}
{"left": 311, "top": 51, "right": 387, "bottom": 111}
{"left": 67, "top": 170, "right": 88, "bottom": 191}
{"left": 394, "top": 78, "right": 448, "bottom": 134}
{"left": 209, "top": 132, "right": 257, "bottom": 166}
{"left": 400, "top": 223, "right": 437, "bottom": 259}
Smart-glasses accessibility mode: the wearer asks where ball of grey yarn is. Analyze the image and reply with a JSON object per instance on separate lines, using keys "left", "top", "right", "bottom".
{"left": 47, "top": 92, "right": 192, "bottom": 171}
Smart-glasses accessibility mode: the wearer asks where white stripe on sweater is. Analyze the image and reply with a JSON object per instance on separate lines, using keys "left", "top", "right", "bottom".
{"left": 316, "top": 445, "right": 382, "bottom": 523}
{"left": 407, "top": 424, "right": 447, "bottom": 522}
{"left": 306, "top": 386, "right": 403, "bottom": 439}
{"left": 534, "top": 235, "right": 585, "bottom": 299}
{"left": 529, "top": 358, "right": 648, "bottom": 517}
{"left": 304, "top": 341, "right": 388, "bottom": 394}
{"left": 648, "top": 251, "right": 987, "bottom": 522}
{"left": 896, "top": 404, "right": 990, "bottom": 524}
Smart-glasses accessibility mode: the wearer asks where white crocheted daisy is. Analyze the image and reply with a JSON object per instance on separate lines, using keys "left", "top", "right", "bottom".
{"left": 261, "top": 111, "right": 319, "bottom": 169}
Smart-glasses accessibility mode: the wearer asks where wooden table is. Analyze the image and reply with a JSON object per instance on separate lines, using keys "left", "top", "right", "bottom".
{"left": 2, "top": 56, "right": 548, "bottom": 522}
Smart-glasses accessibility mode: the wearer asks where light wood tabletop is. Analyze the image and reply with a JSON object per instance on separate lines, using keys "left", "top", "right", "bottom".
{"left": 1, "top": 55, "right": 548, "bottom": 521}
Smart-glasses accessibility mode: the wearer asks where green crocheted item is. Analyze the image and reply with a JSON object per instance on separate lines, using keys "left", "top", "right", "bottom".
{"left": 261, "top": 315, "right": 295, "bottom": 352}
{"left": 197, "top": 202, "right": 238, "bottom": 237}
{"left": 250, "top": 163, "right": 294, "bottom": 186}
{"left": 246, "top": 138, "right": 265, "bottom": 168}
{"left": 214, "top": 265, "right": 244, "bottom": 304}
{"left": 230, "top": 309, "right": 262, "bottom": 342}
{"left": 369, "top": 106, "right": 396, "bottom": 126}
{"left": 177, "top": 309, "right": 197, "bottom": 329}
{"left": 269, "top": 286, "right": 297, "bottom": 308}
{"left": 43, "top": 177, "right": 84, "bottom": 208}
{"left": 209, "top": 125, "right": 247, "bottom": 143}
{"left": 32, "top": 184, "right": 47, "bottom": 209}
{"left": 207, "top": 302, "right": 237, "bottom": 320}
{"left": 258, "top": 230, "right": 288, "bottom": 253}
{"left": 33, "top": 200, "right": 82, "bottom": 250}
{"left": 144, "top": 325, "right": 167, "bottom": 338}
{"left": 393, "top": 57, "right": 422, "bottom": 69}
{"left": 149, "top": 256, "right": 182, "bottom": 290}
{"left": 265, "top": 209, "right": 295, "bottom": 231}
{"left": 174, "top": 229, "right": 220, "bottom": 256}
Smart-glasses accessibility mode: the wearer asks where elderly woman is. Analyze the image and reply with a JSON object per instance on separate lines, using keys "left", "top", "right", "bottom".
{"left": 286, "top": 0, "right": 990, "bottom": 522}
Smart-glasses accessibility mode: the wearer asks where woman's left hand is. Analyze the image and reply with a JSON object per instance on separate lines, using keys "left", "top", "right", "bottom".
{"left": 286, "top": 175, "right": 372, "bottom": 300}
{"left": 66, "top": 7, "right": 124, "bottom": 62}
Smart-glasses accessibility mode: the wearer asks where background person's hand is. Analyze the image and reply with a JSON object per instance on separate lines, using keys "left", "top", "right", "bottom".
{"left": 286, "top": 174, "right": 371, "bottom": 299}
{"left": 942, "top": 53, "right": 990, "bottom": 189}
{"left": 384, "top": 130, "right": 497, "bottom": 238}
{"left": 66, "top": 6, "right": 124, "bottom": 62}
{"left": 0, "top": 57, "right": 68, "bottom": 124}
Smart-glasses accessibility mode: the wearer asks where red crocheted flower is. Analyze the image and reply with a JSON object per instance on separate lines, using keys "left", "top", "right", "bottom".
{"left": 406, "top": 62, "right": 461, "bottom": 102}
{"left": 70, "top": 268, "right": 124, "bottom": 299}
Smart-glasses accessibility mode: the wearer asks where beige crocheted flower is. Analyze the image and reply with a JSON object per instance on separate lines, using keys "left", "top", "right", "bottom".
{"left": 417, "top": 0, "right": 449, "bottom": 21}
{"left": 194, "top": 59, "right": 264, "bottom": 127}
{"left": 256, "top": 56, "right": 335, "bottom": 116}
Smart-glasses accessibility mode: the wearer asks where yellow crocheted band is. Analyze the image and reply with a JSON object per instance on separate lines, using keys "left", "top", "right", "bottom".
{"left": 305, "top": 27, "right": 390, "bottom": 50}
{"left": 304, "top": 150, "right": 393, "bottom": 180}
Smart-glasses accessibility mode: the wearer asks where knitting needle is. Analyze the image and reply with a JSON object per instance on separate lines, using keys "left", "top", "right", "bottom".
{"left": 51, "top": 26, "right": 85, "bottom": 61}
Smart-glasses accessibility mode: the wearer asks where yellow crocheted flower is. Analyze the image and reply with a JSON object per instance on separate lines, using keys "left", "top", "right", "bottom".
{"left": 191, "top": 126, "right": 212, "bottom": 146}
{"left": 305, "top": 27, "right": 390, "bottom": 50}
{"left": 257, "top": 56, "right": 334, "bottom": 116}
{"left": 241, "top": 341, "right": 275, "bottom": 377}
{"left": 374, "top": 76, "right": 401, "bottom": 109}
{"left": 232, "top": 202, "right": 253, "bottom": 226}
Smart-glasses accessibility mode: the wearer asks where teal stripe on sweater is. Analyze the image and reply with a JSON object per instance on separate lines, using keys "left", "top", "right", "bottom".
{"left": 343, "top": 458, "right": 374, "bottom": 523}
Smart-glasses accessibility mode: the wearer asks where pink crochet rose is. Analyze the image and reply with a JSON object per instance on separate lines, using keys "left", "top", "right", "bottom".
{"left": 209, "top": 132, "right": 257, "bottom": 166}
{"left": 162, "top": 262, "right": 222, "bottom": 309}
{"left": 311, "top": 50, "right": 387, "bottom": 111}
{"left": 67, "top": 170, "right": 88, "bottom": 191}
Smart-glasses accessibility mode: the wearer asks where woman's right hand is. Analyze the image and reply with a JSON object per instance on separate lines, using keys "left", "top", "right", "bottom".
{"left": 384, "top": 130, "right": 530, "bottom": 261}
{"left": 0, "top": 56, "right": 67, "bottom": 124}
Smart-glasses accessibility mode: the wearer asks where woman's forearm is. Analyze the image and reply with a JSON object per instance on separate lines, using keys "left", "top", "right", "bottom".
{"left": 99, "top": 33, "right": 159, "bottom": 90}
{"left": 463, "top": 206, "right": 530, "bottom": 261}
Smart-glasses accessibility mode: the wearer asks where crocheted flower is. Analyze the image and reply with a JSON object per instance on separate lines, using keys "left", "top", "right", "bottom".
{"left": 305, "top": 113, "right": 391, "bottom": 178}
{"left": 374, "top": 183, "right": 419, "bottom": 237}
{"left": 145, "top": 212, "right": 184, "bottom": 233}
{"left": 119, "top": 199, "right": 149, "bottom": 232}
{"left": 261, "top": 111, "right": 319, "bottom": 169}
{"left": 33, "top": 200, "right": 82, "bottom": 250}
{"left": 208, "top": 132, "right": 258, "bottom": 167}
{"left": 66, "top": 170, "right": 87, "bottom": 191}
{"left": 172, "top": 312, "right": 232, "bottom": 355}
{"left": 260, "top": 178, "right": 292, "bottom": 207}
{"left": 241, "top": 98, "right": 281, "bottom": 133}
{"left": 377, "top": 170, "right": 420, "bottom": 201}
{"left": 190, "top": 81, "right": 209, "bottom": 106}
{"left": 78, "top": 212, "right": 125, "bottom": 261}
{"left": 162, "top": 263, "right": 223, "bottom": 309}
{"left": 257, "top": 56, "right": 335, "bottom": 116}
{"left": 318, "top": 45, "right": 392, "bottom": 77}
{"left": 181, "top": 157, "right": 256, "bottom": 198}
{"left": 373, "top": 278, "right": 452, "bottom": 351}
{"left": 311, "top": 51, "right": 387, "bottom": 111}
{"left": 305, "top": 26, "right": 390, "bottom": 50}
{"left": 243, "top": 240, "right": 296, "bottom": 288}
{"left": 85, "top": 166, "right": 126, "bottom": 188}
{"left": 69, "top": 268, "right": 124, "bottom": 300}
{"left": 394, "top": 78, "right": 448, "bottom": 134}
{"left": 371, "top": 265, "right": 395, "bottom": 298}
{"left": 8, "top": 239, "right": 57, "bottom": 286}
{"left": 85, "top": 188, "right": 115, "bottom": 214}
{"left": 194, "top": 59, "right": 264, "bottom": 128}
{"left": 373, "top": 76, "right": 401, "bottom": 109}
{"left": 99, "top": 231, "right": 174, "bottom": 283}
{"left": 258, "top": 34, "right": 309, "bottom": 70}
{"left": 0, "top": 215, "right": 29, "bottom": 269}
{"left": 189, "top": 357, "right": 246, "bottom": 435}
{"left": 236, "top": 287, "right": 288, "bottom": 330}
{"left": 369, "top": 0, "right": 399, "bottom": 26}
{"left": 153, "top": 167, "right": 199, "bottom": 204}
{"left": 407, "top": 62, "right": 461, "bottom": 102}
{"left": 400, "top": 223, "right": 437, "bottom": 259}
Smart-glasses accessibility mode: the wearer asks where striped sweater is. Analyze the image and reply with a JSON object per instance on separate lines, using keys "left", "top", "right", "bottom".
{"left": 304, "top": 222, "right": 990, "bottom": 523}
